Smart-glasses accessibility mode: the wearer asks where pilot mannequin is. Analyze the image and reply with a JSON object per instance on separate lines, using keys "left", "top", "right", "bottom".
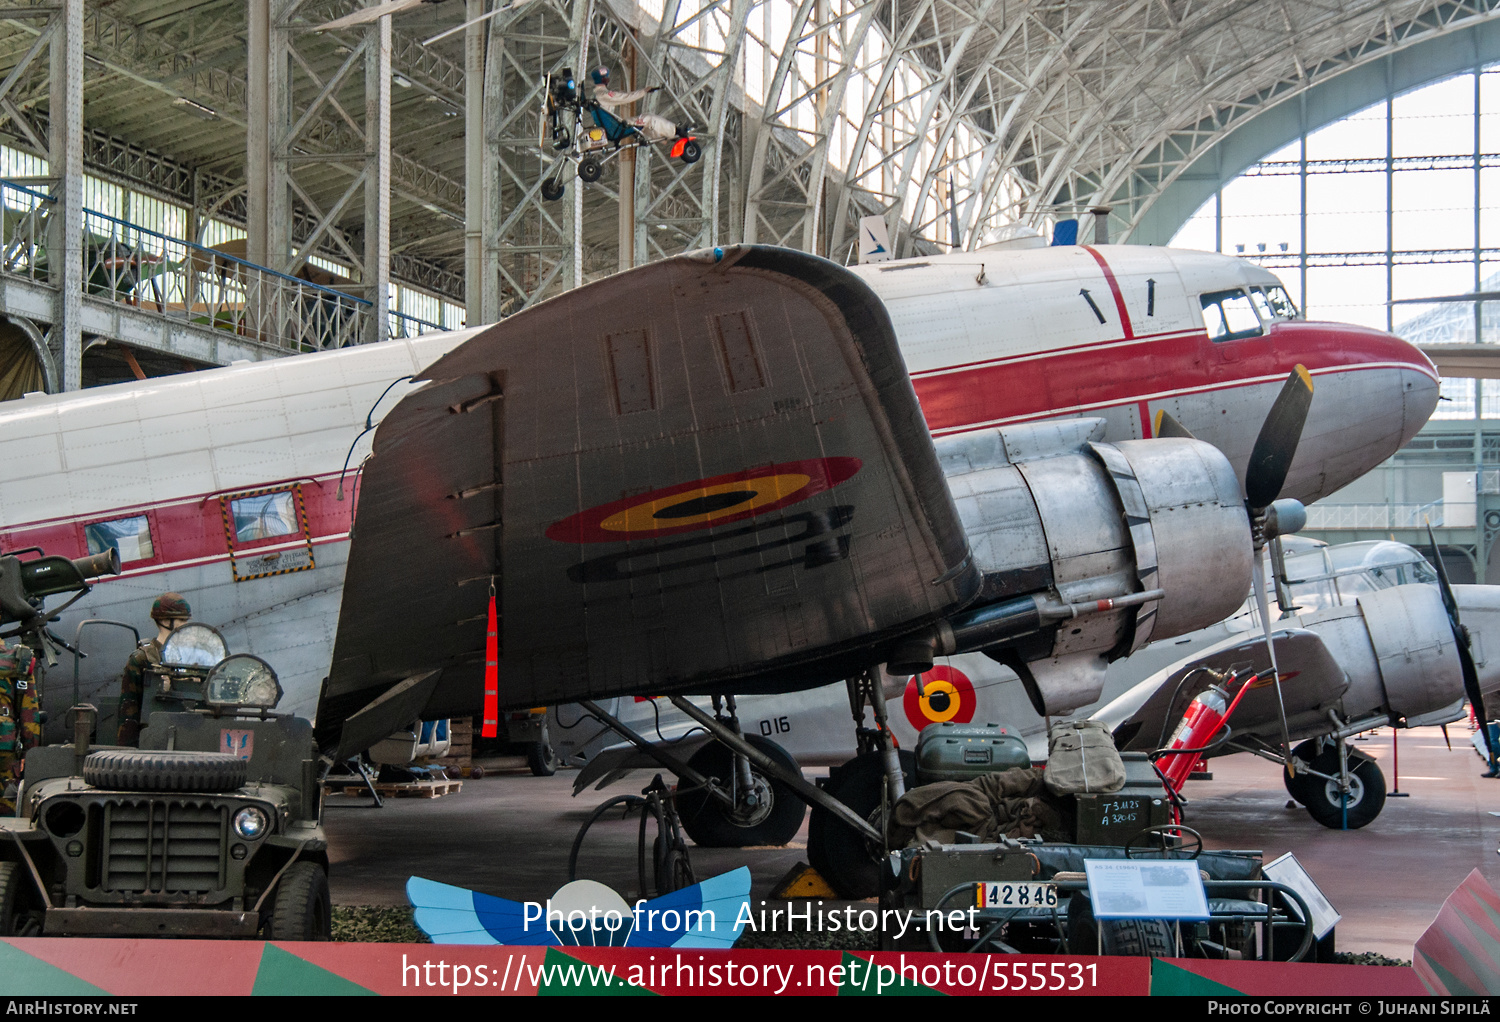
{"left": 589, "top": 67, "right": 688, "bottom": 141}
{"left": 116, "top": 592, "right": 191, "bottom": 746}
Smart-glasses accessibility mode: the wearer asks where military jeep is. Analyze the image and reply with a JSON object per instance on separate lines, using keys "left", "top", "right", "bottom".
{"left": 0, "top": 622, "right": 329, "bottom": 939}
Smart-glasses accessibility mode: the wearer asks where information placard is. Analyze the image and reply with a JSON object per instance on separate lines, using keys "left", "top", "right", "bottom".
{"left": 1083, "top": 859, "right": 1210, "bottom": 920}
{"left": 1263, "top": 851, "right": 1341, "bottom": 939}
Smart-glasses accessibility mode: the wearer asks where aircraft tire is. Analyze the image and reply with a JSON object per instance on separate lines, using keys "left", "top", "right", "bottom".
{"left": 527, "top": 742, "right": 559, "bottom": 777}
{"left": 578, "top": 158, "right": 603, "bottom": 183}
{"left": 676, "top": 735, "right": 806, "bottom": 848}
{"left": 1300, "top": 749, "right": 1386, "bottom": 829}
{"left": 1283, "top": 740, "right": 1372, "bottom": 804}
{"left": 806, "top": 750, "right": 917, "bottom": 900}
{"left": 266, "top": 862, "right": 332, "bottom": 941}
{"left": 541, "top": 177, "right": 565, "bottom": 201}
{"left": 681, "top": 140, "right": 702, "bottom": 163}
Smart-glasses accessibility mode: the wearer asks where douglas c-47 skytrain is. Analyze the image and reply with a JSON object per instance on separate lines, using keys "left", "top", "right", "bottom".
{"left": 0, "top": 238, "right": 1440, "bottom": 892}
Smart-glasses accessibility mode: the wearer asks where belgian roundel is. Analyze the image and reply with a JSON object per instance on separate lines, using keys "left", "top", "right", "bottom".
{"left": 903, "top": 665, "right": 975, "bottom": 729}
{"left": 546, "top": 457, "right": 861, "bottom": 543}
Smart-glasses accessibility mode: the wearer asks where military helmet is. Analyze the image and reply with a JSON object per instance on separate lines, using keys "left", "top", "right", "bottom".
{"left": 149, "top": 592, "right": 192, "bottom": 622}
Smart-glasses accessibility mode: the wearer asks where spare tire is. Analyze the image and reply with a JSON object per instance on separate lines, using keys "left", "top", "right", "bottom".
{"left": 84, "top": 750, "right": 247, "bottom": 792}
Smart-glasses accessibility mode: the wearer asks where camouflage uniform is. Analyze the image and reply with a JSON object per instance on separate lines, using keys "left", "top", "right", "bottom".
{"left": 0, "top": 639, "right": 42, "bottom": 805}
{"left": 115, "top": 637, "right": 162, "bottom": 747}
{"left": 117, "top": 592, "right": 191, "bottom": 747}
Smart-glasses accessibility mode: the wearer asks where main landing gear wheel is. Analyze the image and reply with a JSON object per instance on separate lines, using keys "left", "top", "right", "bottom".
{"left": 675, "top": 735, "right": 806, "bottom": 848}
{"left": 1285, "top": 742, "right": 1385, "bottom": 829}
{"left": 578, "top": 157, "right": 603, "bottom": 183}
{"left": 541, "top": 177, "right": 565, "bottom": 201}
{"left": 806, "top": 750, "right": 917, "bottom": 900}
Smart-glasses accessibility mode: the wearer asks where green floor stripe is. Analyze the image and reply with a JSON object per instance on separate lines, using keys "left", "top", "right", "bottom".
{"left": 1151, "top": 959, "right": 1245, "bottom": 996}
{"left": 837, "top": 952, "right": 945, "bottom": 996}
{"left": 537, "top": 947, "right": 655, "bottom": 995}
{"left": 251, "top": 944, "right": 376, "bottom": 996}
{"left": 0, "top": 942, "right": 105, "bottom": 996}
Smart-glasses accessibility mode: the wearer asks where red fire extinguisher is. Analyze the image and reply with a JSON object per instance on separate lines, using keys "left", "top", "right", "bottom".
{"left": 1160, "top": 684, "right": 1232, "bottom": 791}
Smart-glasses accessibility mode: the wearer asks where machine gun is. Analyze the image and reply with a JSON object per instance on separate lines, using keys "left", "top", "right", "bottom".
{"left": 0, "top": 547, "right": 120, "bottom": 659}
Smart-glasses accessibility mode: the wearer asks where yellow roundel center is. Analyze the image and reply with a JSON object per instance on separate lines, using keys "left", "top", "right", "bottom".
{"left": 920, "top": 679, "right": 962, "bottom": 722}
{"left": 599, "top": 474, "right": 812, "bottom": 532}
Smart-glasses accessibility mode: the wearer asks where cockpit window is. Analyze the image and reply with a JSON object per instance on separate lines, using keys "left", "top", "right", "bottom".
{"left": 1256, "top": 286, "right": 1299, "bottom": 320}
{"left": 1200, "top": 289, "right": 1264, "bottom": 341}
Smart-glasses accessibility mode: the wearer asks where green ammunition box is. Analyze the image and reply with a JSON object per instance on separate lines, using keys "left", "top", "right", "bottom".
{"left": 1071, "top": 752, "right": 1172, "bottom": 845}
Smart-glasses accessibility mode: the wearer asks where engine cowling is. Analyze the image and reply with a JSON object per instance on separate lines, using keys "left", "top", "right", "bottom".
{"left": 913, "top": 419, "right": 1252, "bottom": 714}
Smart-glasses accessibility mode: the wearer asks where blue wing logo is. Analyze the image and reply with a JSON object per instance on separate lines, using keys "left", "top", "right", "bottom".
{"left": 407, "top": 866, "right": 751, "bottom": 949}
{"left": 864, "top": 226, "right": 887, "bottom": 254}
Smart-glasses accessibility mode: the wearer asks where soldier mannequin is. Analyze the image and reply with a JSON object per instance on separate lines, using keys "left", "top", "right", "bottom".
{"left": 116, "top": 593, "right": 191, "bottom": 746}
{"left": 0, "top": 638, "right": 41, "bottom": 809}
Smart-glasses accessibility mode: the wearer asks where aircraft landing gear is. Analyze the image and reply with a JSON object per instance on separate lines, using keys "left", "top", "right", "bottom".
{"left": 1284, "top": 737, "right": 1386, "bottom": 829}
{"left": 673, "top": 698, "right": 806, "bottom": 847}
{"left": 805, "top": 668, "right": 911, "bottom": 898}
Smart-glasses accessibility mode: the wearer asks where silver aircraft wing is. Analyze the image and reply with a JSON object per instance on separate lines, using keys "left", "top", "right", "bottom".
{"left": 320, "top": 246, "right": 979, "bottom": 753}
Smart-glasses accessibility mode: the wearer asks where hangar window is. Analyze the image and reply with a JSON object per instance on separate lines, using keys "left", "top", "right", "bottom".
{"left": 1200, "top": 289, "right": 1264, "bottom": 341}
{"left": 229, "top": 491, "right": 298, "bottom": 543}
{"left": 85, "top": 515, "right": 154, "bottom": 564}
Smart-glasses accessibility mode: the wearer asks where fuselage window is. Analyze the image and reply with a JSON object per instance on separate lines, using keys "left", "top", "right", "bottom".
{"left": 1200, "top": 289, "right": 1264, "bottom": 341}
{"left": 230, "top": 491, "right": 298, "bottom": 542}
{"left": 85, "top": 515, "right": 154, "bottom": 563}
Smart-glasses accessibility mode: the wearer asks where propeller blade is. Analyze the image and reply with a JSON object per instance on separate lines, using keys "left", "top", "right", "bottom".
{"left": 1153, "top": 408, "right": 1197, "bottom": 440}
{"left": 1425, "top": 523, "right": 1460, "bottom": 623}
{"left": 1457, "top": 637, "right": 1498, "bottom": 772}
{"left": 1252, "top": 554, "right": 1295, "bottom": 767}
{"left": 1245, "top": 365, "right": 1314, "bottom": 510}
{"left": 1424, "top": 524, "right": 1498, "bottom": 771}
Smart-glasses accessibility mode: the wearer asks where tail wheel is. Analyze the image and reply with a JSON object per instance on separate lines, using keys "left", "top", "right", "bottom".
{"left": 541, "top": 177, "right": 565, "bottom": 201}
{"left": 680, "top": 140, "right": 702, "bottom": 164}
{"left": 675, "top": 735, "right": 805, "bottom": 848}
{"left": 806, "top": 750, "right": 916, "bottom": 899}
{"left": 578, "top": 158, "right": 603, "bottom": 183}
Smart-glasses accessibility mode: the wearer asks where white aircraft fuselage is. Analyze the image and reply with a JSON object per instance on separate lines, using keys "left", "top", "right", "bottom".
{"left": 0, "top": 244, "right": 1439, "bottom": 737}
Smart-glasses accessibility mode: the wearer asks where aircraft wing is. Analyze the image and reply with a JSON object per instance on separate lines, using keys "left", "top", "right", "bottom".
{"left": 1098, "top": 629, "right": 1350, "bottom": 754}
{"left": 321, "top": 246, "right": 979, "bottom": 751}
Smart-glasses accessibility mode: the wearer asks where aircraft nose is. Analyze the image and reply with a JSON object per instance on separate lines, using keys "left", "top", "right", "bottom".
{"left": 1453, "top": 585, "right": 1500, "bottom": 700}
{"left": 1394, "top": 335, "right": 1440, "bottom": 442}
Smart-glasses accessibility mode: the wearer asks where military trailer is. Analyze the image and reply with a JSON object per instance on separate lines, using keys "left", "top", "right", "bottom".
{"left": 0, "top": 547, "right": 327, "bottom": 938}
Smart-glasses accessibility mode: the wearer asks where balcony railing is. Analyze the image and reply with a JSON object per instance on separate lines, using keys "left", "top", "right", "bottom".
{"left": 0, "top": 179, "right": 453, "bottom": 353}
{"left": 1302, "top": 502, "right": 1447, "bottom": 529}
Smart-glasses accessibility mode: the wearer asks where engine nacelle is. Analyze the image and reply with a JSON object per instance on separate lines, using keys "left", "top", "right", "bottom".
{"left": 922, "top": 420, "right": 1252, "bottom": 714}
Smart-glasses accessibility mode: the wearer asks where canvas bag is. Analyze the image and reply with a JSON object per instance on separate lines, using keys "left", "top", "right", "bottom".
{"left": 1044, "top": 719, "right": 1126, "bottom": 795}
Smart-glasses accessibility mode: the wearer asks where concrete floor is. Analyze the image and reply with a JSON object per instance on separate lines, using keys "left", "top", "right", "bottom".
{"left": 325, "top": 726, "right": 1498, "bottom": 959}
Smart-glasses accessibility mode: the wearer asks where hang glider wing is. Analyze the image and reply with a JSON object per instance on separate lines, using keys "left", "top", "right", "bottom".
{"left": 320, "top": 246, "right": 979, "bottom": 751}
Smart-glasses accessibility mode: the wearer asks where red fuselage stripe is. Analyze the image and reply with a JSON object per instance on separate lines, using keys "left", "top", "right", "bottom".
{"left": 0, "top": 322, "right": 1432, "bottom": 578}
{"left": 1082, "top": 244, "right": 1134, "bottom": 339}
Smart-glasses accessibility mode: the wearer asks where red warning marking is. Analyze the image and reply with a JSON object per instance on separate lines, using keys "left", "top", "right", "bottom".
{"left": 902, "top": 665, "right": 976, "bottom": 730}
{"left": 546, "top": 457, "right": 861, "bottom": 544}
